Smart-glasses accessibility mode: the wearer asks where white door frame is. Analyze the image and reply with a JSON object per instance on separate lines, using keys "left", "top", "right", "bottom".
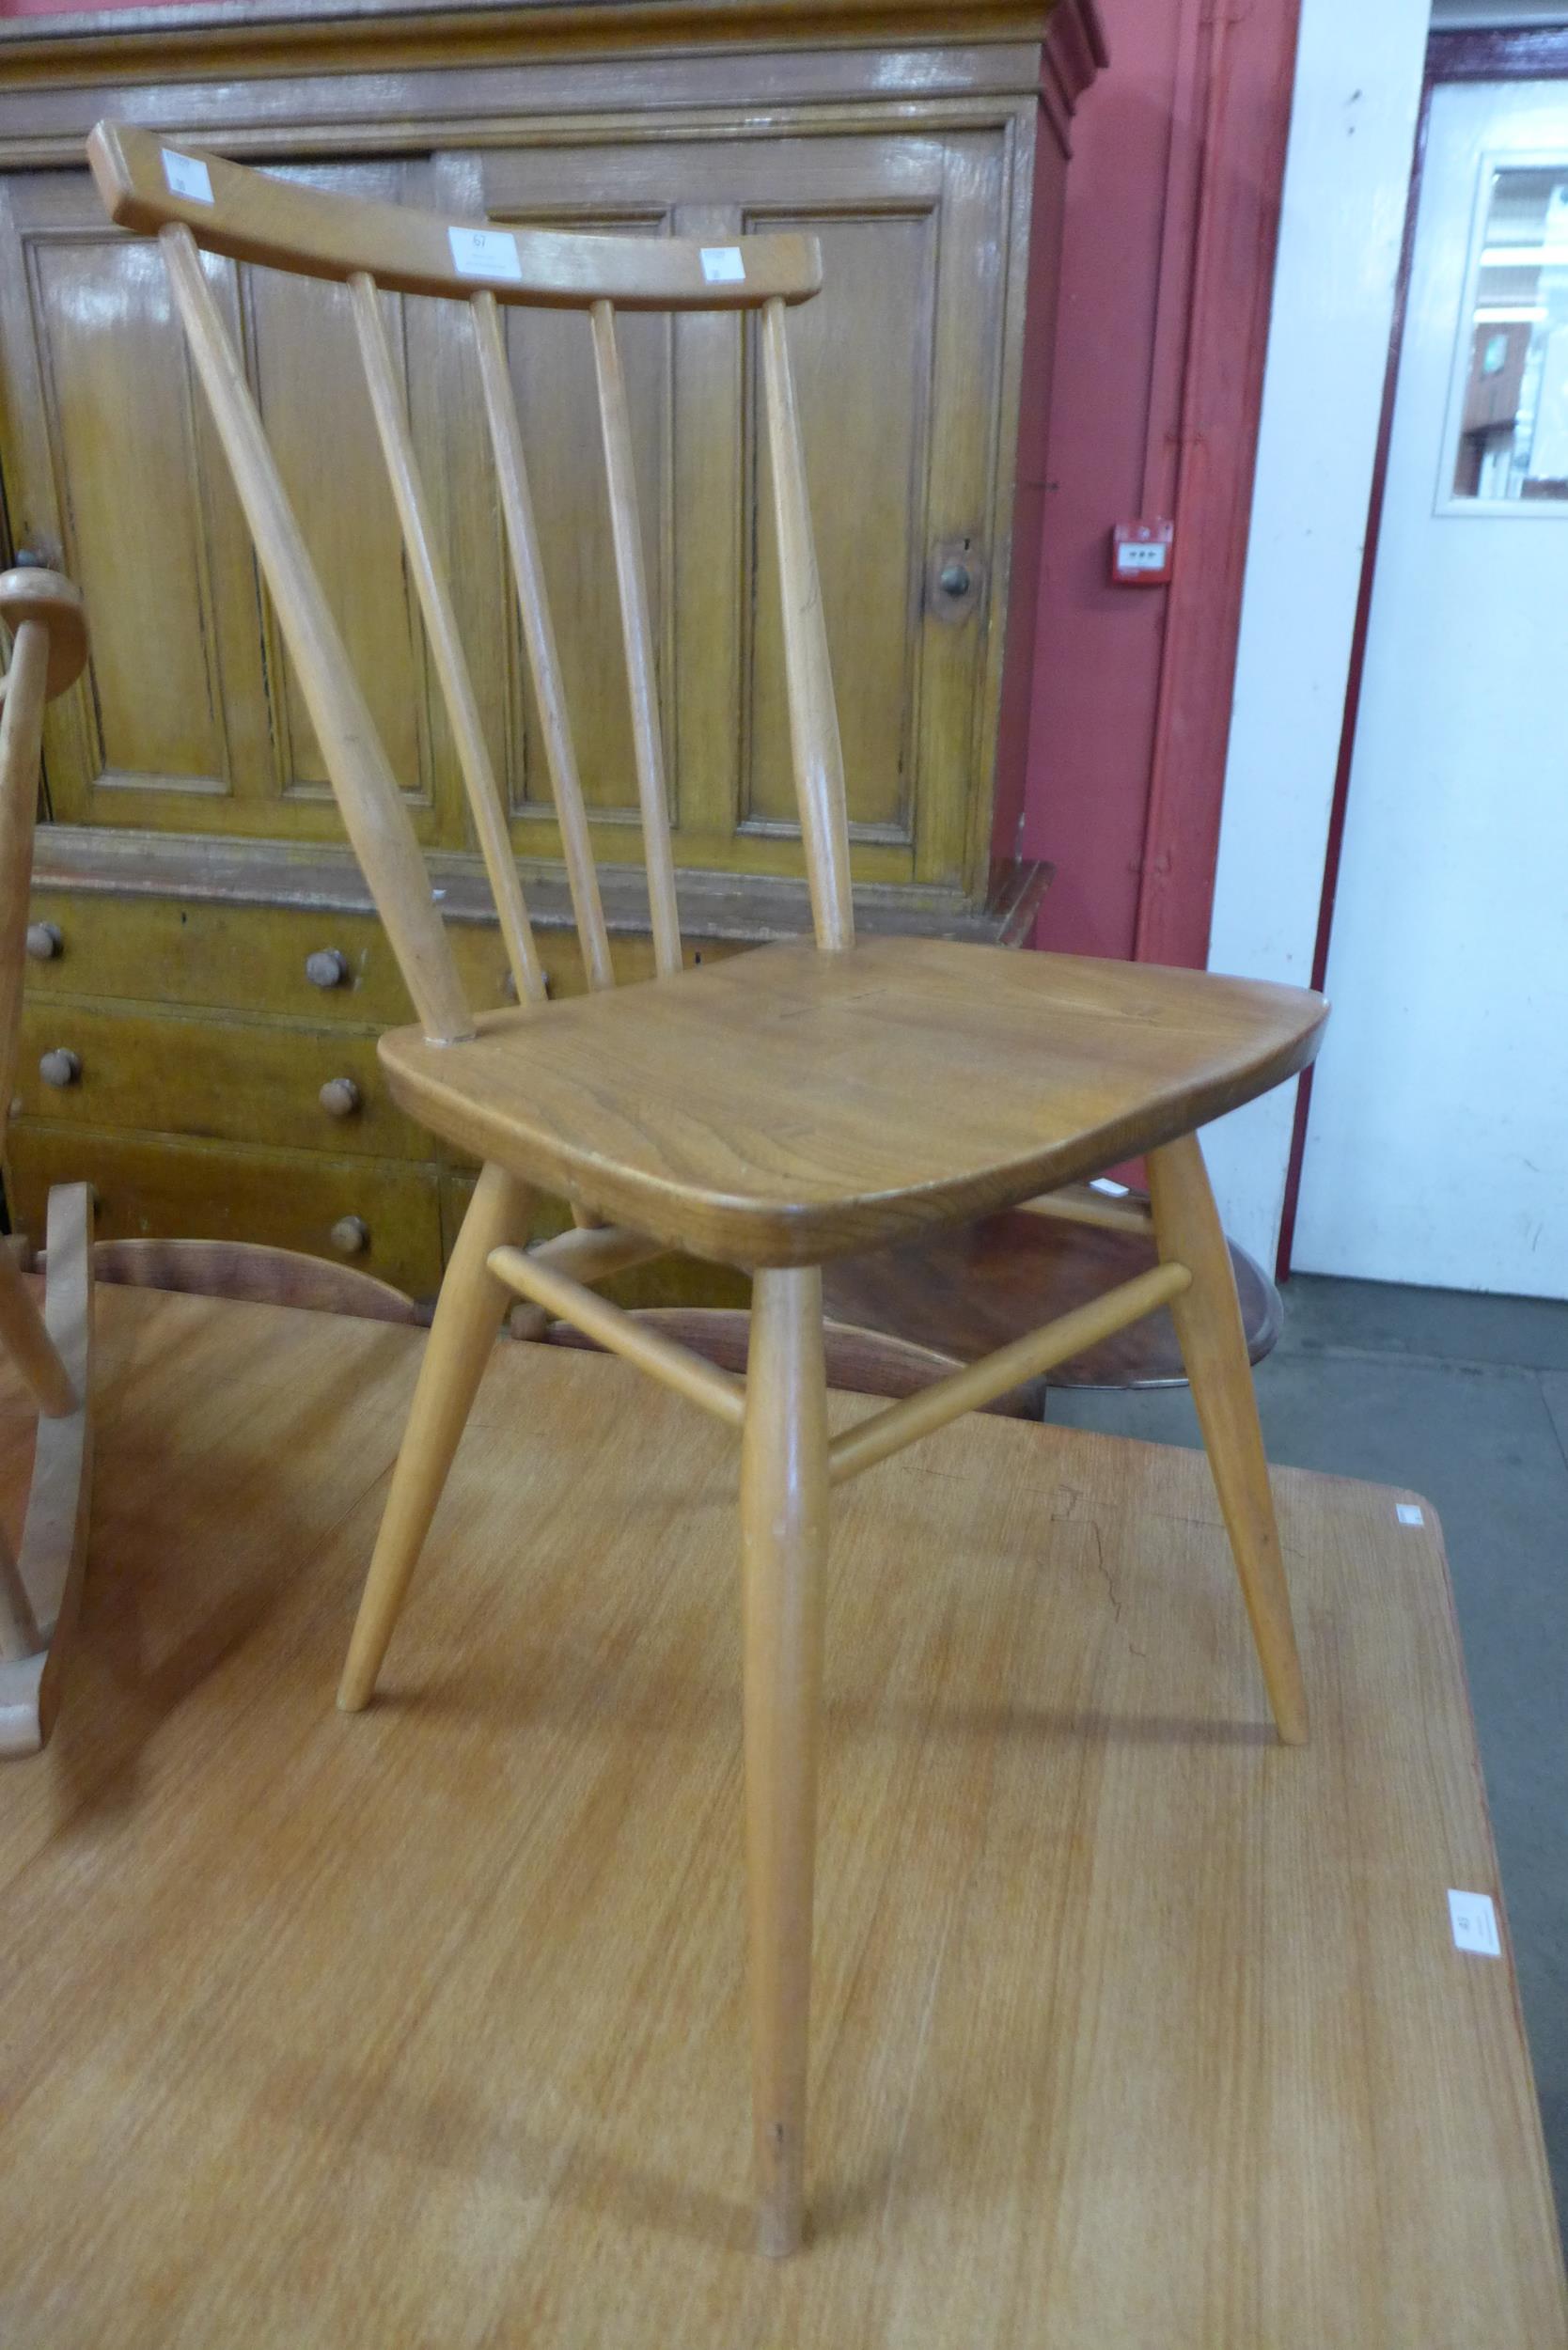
{"left": 1199, "top": 0, "right": 1431, "bottom": 1271}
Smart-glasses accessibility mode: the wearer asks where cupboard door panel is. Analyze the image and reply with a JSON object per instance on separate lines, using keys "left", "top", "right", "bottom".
{"left": 441, "top": 154, "right": 676, "bottom": 863}
{"left": 0, "top": 177, "right": 274, "bottom": 819}
{"left": 477, "top": 129, "right": 1004, "bottom": 893}
{"left": 495, "top": 240, "right": 671, "bottom": 828}
{"left": 915, "top": 131, "right": 1011, "bottom": 889}
{"left": 27, "top": 235, "right": 232, "bottom": 795}
{"left": 0, "top": 125, "right": 1010, "bottom": 897}
{"left": 0, "top": 159, "right": 447, "bottom": 841}
{"left": 243, "top": 267, "right": 431, "bottom": 815}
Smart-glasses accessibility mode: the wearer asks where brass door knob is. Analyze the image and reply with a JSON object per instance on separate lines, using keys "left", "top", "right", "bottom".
{"left": 39, "top": 1047, "right": 80, "bottom": 1089}
{"left": 25, "top": 921, "right": 62, "bottom": 962}
{"left": 319, "top": 1077, "right": 361, "bottom": 1119}
{"left": 328, "top": 1215, "right": 368, "bottom": 1258}
{"left": 305, "top": 948, "right": 349, "bottom": 990}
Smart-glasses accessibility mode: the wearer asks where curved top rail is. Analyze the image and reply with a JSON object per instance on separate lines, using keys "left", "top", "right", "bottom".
{"left": 0, "top": 569, "right": 87, "bottom": 701}
{"left": 87, "top": 123, "right": 823, "bottom": 311}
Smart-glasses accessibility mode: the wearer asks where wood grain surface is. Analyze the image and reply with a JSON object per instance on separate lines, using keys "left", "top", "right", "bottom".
{"left": 0, "top": 1284, "right": 1558, "bottom": 2345}
{"left": 381, "top": 935, "right": 1327, "bottom": 1264}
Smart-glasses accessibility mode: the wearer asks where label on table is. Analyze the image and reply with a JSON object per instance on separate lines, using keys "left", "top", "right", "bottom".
{"left": 700, "top": 247, "right": 746, "bottom": 284}
{"left": 1448, "top": 1888, "right": 1501, "bottom": 1957}
{"left": 447, "top": 226, "right": 524, "bottom": 284}
{"left": 163, "top": 150, "right": 214, "bottom": 205}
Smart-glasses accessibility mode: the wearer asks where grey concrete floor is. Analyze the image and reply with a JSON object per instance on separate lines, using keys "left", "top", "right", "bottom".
{"left": 1048, "top": 1273, "right": 1568, "bottom": 2240}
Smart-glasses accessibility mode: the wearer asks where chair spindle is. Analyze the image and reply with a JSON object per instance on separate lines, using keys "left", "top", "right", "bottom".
{"left": 161, "top": 224, "right": 474, "bottom": 1045}
{"left": 472, "top": 292, "right": 616, "bottom": 994}
{"left": 350, "top": 272, "right": 546, "bottom": 1010}
{"left": 589, "top": 299, "right": 682, "bottom": 980}
{"left": 760, "top": 297, "right": 854, "bottom": 954}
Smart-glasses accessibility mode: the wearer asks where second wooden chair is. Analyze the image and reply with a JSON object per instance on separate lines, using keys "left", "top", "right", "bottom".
{"left": 0, "top": 567, "right": 94, "bottom": 1756}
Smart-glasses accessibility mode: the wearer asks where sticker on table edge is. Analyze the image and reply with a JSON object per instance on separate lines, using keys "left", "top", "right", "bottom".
{"left": 1448, "top": 1888, "right": 1500, "bottom": 1958}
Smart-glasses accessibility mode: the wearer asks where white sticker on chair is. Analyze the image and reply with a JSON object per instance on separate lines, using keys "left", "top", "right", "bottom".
{"left": 1395, "top": 1502, "right": 1425, "bottom": 1527}
{"left": 700, "top": 246, "right": 746, "bottom": 284}
{"left": 1448, "top": 1888, "right": 1500, "bottom": 1957}
{"left": 163, "top": 150, "right": 214, "bottom": 206}
{"left": 447, "top": 225, "right": 524, "bottom": 284}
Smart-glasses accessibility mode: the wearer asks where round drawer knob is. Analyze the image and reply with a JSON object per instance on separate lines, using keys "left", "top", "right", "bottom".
{"left": 938, "top": 561, "right": 972, "bottom": 598}
{"left": 329, "top": 1214, "right": 368, "bottom": 1259}
{"left": 39, "top": 1047, "right": 80, "bottom": 1089}
{"left": 25, "top": 921, "right": 62, "bottom": 963}
{"left": 319, "top": 1076, "right": 361, "bottom": 1120}
{"left": 305, "top": 948, "right": 349, "bottom": 991}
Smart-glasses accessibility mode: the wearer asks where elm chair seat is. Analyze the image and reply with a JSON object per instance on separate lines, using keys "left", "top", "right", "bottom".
{"left": 381, "top": 935, "right": 1323, "bottom": 1266}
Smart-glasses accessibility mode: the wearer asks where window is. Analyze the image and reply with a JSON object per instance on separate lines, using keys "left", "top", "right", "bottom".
{"left": 1448, "top": 164, "right": 1568, "bottom": 506}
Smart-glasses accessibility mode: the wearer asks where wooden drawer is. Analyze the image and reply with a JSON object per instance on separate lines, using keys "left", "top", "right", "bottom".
{"left": 25, "top": 893, "right": 413, "bottom": 1024}
{"left": 8, "top": 1123, "right": 443, "bottom": 1297}
{"left": 13, "top": 1000, "right": 427, "bottom": 1160}
{"left": 24, "top": 890, "right": 703, "bottom": 1023}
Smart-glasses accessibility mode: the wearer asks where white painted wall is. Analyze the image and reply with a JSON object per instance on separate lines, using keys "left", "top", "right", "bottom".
{"left": 1200, "top": 0, "right": 1431, "bottom": 1267}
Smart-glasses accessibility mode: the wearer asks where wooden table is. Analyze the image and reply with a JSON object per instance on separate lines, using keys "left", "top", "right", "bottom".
{"left": 0, "top": 1287, "right": 1560, "bottom": 2347}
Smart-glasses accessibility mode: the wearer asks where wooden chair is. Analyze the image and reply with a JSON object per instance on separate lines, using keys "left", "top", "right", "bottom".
{"left": 0, "top": 566, "right": 94, "bottom": 1756}
{"left": 90, "top": 123, "right": 1328, "bottom": 2255}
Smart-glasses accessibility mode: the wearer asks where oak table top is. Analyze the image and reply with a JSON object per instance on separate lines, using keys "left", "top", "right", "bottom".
{"left": 0, "top": 1284, "right": 1559, "bottom": 2346}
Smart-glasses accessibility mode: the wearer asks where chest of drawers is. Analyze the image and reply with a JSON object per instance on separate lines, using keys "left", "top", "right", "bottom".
{"left": 0, "top": 0, "right": 1096, "bottom": 1287}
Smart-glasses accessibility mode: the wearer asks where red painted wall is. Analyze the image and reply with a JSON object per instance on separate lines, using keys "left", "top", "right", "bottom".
{"left": 1023, "top": 0, "right": 1298, "bottom": 967}
{"left": 1024, "top": 0, "right": 1188, "bottom": 961}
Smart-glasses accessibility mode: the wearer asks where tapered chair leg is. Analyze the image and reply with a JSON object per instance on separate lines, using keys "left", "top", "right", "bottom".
{"left": 1147, "top": 1133, "right": 1309, "bottom": 1747}
{"left": 337, "top": 1161, "right": 532, "bottom": 1711}
{"left": 741, "top": 1266, "right": 831, "bottom": 2257}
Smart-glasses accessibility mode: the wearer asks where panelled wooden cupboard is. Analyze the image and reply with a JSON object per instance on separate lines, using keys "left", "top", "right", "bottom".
{"left": 0, "top": 0, "right": 1102, "bottom": 1298}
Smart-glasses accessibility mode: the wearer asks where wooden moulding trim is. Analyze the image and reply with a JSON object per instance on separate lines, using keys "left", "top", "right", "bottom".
{"left": 1039, "top": 0, "right": 1108, "bottom": 153}
{"left": 28, "top": 828, "right": 1050, "bottom": 947}
{"left": 0, "top": 0, "right": 1109, "bottom": 85}
{"left": 0, "top": 86, "right": 1052, "bottom": 177}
